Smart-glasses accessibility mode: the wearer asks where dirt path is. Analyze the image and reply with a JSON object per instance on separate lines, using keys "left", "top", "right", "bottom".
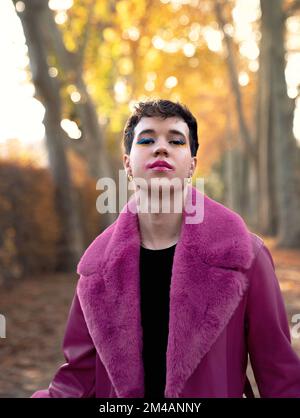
{"left": 0, "top": 273, "right": 77, "bottom": 397}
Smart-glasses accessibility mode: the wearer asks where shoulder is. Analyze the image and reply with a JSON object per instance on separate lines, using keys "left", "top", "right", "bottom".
{"left": 249, "top": 232, "right": 265, "bottom": 259}
{"left": 248, "top": 233, "right": 275, "bottom": 270}
{"left": 245, "top": 233, "right": 279, "bottom": 296}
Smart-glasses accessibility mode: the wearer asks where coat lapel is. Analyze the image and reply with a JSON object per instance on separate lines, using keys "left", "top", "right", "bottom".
{"left": 76, "top": 186, "right": 255, "bottom": 398}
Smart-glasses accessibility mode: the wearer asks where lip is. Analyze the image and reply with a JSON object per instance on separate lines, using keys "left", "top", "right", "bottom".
{"left": 146, "top": 160, "right": 174, "bottom": 170}
{"left": 149, "top": 166, "right": 173, "bottom": 172}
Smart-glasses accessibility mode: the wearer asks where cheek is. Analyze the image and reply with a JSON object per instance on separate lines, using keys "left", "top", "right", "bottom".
{"left": 177, "top": 154, "right": 192, "bottom": 170}
{"left": 130, "top": 147, "right": 145, "bottom": 161}
{"left": 129, "top": 154, "right": 146, "bottom": 174}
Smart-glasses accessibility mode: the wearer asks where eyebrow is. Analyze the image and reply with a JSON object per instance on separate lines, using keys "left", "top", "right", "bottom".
{"left": 136, "top": 128, "right": 187, "bottom": 140}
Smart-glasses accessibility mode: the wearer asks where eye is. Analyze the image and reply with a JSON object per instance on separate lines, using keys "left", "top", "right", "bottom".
{"left": 170, "top": 139, "right": 186, "bottom": 145}
{"left": 137, "top": 138, "right": 154, "bottom": 144}
{"left": 136, "top": 138, "right": 186, "bottom": 145}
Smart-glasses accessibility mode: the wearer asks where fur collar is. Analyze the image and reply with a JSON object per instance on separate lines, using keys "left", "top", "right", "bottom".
{"left": 76, "top": 186, "right": 254, "bottom": 397}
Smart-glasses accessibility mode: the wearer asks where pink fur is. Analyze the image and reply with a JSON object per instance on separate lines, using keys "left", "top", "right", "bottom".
{"left": 76, "top": 186, "right": 255, "bottom": 397}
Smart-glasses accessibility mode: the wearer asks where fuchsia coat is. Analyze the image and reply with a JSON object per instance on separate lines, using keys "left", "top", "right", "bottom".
{"left": 31, "top": 186, "right": 300, "bottom": 398}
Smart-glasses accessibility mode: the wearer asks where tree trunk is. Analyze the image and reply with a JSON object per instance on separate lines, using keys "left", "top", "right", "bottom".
{"left": 13, "top": 0, "right": 85, "bottom": 269}
{"left": 42, "top": 1, "right": 117, "bottom": 227}
{"left": 259, "top": 0, "right": 300, "bottom": 247}
{"left": 255, "top": 0, "right": 279, "bottom": 236}
{"left": 215, "top": 1, "right": 259, "bottom": 225}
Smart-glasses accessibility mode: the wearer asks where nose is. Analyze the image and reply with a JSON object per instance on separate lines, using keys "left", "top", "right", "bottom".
{"left": 153, "top": 141, "right": 169, "bottom": 157}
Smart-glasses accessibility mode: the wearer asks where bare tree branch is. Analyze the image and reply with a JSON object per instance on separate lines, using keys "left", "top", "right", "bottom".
{"left": 77, "top": 0, "right": 96, "bottom": 74}
{"left": 42, "top": 1, "right": 78, "bottom": 76}
{"left": 284, "top": 0, "right": 300, "bottom": 19}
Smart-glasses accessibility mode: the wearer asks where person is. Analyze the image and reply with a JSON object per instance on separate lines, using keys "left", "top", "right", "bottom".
{"left": 31, "top": 99, "right": 300, "bottom": 398}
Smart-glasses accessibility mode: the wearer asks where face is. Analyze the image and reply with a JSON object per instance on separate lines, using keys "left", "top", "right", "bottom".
{"left": 123, "top": 116, "right": 197, "bottom": 192}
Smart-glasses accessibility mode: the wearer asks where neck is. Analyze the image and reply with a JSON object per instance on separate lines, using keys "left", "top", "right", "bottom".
{"left": 136, "top": 188, "right": 185, "bottom": 250}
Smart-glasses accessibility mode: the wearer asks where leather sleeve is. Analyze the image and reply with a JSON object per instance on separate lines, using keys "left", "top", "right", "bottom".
{"left": 31, "top": 283, "right": 96, "bottom": 398}
{"left": 246, "top": 242, "right": 300, "bottom": 397}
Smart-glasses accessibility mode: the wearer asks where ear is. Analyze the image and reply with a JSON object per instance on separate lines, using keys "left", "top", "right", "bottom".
{"left": 123, "top": 154, "right": 131, "bottom": 172}
{"left": 190, "top": 156, "right": 197, "bottom": 176}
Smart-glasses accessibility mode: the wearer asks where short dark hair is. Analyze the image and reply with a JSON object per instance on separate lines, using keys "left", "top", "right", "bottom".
{"left": 122, "top": 99, "right": 199, "bottom": 157}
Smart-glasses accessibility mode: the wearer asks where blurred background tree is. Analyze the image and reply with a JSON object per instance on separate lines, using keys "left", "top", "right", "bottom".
{"left": 1, "top": 0, "right": 300, "bottom": 285}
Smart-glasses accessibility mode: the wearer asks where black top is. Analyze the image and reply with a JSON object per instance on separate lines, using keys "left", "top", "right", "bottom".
{"left": 139, "top": 243, "right": 177, "bottom": 399}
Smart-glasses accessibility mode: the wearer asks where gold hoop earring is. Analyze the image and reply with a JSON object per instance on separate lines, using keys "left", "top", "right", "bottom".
{"left": 128, "top": 173, "right": 133, "bottom": 182}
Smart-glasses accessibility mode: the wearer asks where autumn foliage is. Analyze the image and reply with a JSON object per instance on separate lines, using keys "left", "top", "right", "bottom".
{"left": 0, "top": 160, "right": 100, "bottom": 287}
